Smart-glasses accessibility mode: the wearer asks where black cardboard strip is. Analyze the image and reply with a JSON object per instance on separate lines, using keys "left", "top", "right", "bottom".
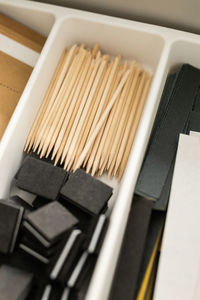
{"left": 186, "top": 111, "right": 200, "bottom": 133}
{"left": 192, "top": 84, "right": 200, "bottom": 112}
{"left": 108, "top": 196, "right": 153, "bottom": 300}
{"left": 135, "top": 64, "right": 200, "bottom": 201}
{"left": 153, "top": 160, "right": 175, "bottom": 211}
{"left": 148, "top": 71, "right": 180, "bottom": 147}
{"left": 140, "top": 72, "right": 179, "bottom": 211}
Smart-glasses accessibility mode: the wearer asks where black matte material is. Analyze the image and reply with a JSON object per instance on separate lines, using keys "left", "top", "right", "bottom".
{"left": 8, "top": 195, "right": 33, "bottom": 217}
{"left": 0, "top": 264, "right": 33, "bottom": 300}
{"left": 50, "top": 233, "right": 85, "bottom": 285}
{"left": 20, "top": 235, "right": 57, "bottom": 257}
{"left": 153, "top": 160, "right": 175, "bottom": 211}
{"left": 0, "top": 248, "right": 48, "bottom": 300}
{"left": 26, "top": 201, "right": 78, "bottom": 244}
{"left": 186, "top": 111, "right": 200, "bottom": 133}
{"left": 16, "top": 156, "right": 68, "bottom": 200}
{"left": 148, "top": 72, "right": 180, "bottom": 146}
{"left": 83, "top": 214, "right": 108, "bottom": 254}
{"left": 192, "top": 84, "right": 200, "bottom": 112}
{"left": 67, "top": 252, "right": 89, "bottom": 288}
{"left": 32, "top": 196, "right": 51, "bottom": 209}
{"left": 58, "top": 197, "right": 92, "bottom": 232}
{"left": 46, "top": 285, "right": 63, "bottom": 300}
{"left": 73, "top": 255, "right": 97, "bottom": 300}
{"left": 60, "top": 169, "right": 113, "bottom": 216}
{"left": 0, "top": 200, "right": 24, "bottom": 254}
{"left": 29, "top": 151, "right": 64, "bottom": 168}
{"left": 135, "top": 64, "right": 200, "bottom": 202}
{"left": 19, "top": 243, "right": 49, "bottom": 264}
{"left": 108, "top": 196, "right": 153, "bottom": 300}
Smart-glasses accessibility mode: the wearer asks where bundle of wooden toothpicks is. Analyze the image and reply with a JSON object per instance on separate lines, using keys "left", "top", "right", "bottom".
{"left": 24, "top": 43, "right": 151, "bottom": 180}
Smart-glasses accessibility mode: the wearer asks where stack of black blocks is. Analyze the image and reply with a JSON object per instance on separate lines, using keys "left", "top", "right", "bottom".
{"left": 0, "top": 154, "right": 112, "bottom": 300}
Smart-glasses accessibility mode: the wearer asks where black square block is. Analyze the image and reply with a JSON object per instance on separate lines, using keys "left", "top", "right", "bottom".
{"left": 0, "top": 199, "right": 24, "bottom": 254}
{"left": 60, "top": 169, "right": 113, "bottom": 216}
{"left": 16, "top": 156, "right": 68, "bottom": 200}
{"left": 0, "top": 264, "right": 33, "bottom": 300}
{"left": 25, "top": 201, "right": 78, "bottom": 245}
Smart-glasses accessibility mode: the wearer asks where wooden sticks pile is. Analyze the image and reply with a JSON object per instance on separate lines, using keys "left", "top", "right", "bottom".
{"left": 24, "top": 44, "right": 151, "bottom": 180}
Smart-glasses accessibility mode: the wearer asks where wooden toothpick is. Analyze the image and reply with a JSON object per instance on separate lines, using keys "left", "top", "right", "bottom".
{"left": 24, "top": 42, "right": 152, "bottom": 181}
{"left": 118, "top": 74, "right": 151, "bottom": 180}
{"left": 74, "top": 69, "right": 130, "bottom": 170}
{"left": 52, "top": 52, "right": 92, "bottom": 164}
{"left": 98, "top": 61, "right": 129, "bottom": 170}
{"left": 91, "top": 63, "right": 121, "bottom": 176}
{"left": 64, "top": 57, "right": 106, "bottom": 170}
{"left": 107, "top": 65, "right": 141, "bottom": 172}
{"left": 85, "top": 61, "right": 120, "bottom": 174}
{"left": 114, "top": 70, "right": 147, "bottom": 176}
{"left": 24, "top": 50, "right": 67, "bottom": 152}
{"left": 59, "top": 55, "right": 96, "bottom": 165}
{"left": 33, "top": 45, "right": 79, "bottom": 153}
{"left": 38, "top": 49, "right": 85, "bottom": 157}
{"left": 83, "top": 62, "right": 113, "bottom": 169}
{"left": 43, "top": 49, "right": 87, "bottom": 158}
{"left": 72, "top": 57, "right": 109, "bottom": 169}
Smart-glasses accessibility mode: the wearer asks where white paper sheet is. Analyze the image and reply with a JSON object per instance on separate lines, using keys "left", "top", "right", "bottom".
{"left": 153, "top": 133, "right": 200, "bottom": 300}
{"left": 190, "top": 131, "right": 200, "bottom": 137}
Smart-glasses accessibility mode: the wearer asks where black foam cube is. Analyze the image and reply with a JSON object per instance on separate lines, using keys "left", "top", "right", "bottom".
{"left": 60, "top": 169, "right": 113, "bottom": 216}
{"left": 0, "top": 199, "right": 24, "bottom": 254}
{"left": 0, "top": 264, "right": 33, "bottom": 300}
{"left": 25, "top": 201, "right": 78, "bottom": 245}
{"left": 16, "top": 156, "right": 68, "bottom": 200}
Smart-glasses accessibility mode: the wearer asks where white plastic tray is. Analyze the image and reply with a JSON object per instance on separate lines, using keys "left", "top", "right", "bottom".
{"left": 0, "top": 1, "right": 200, "bottom": 299}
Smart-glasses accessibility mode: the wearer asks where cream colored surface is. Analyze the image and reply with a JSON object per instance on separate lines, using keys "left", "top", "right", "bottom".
{"left": 33, "top": 0, "right": 200, "bottom": 34}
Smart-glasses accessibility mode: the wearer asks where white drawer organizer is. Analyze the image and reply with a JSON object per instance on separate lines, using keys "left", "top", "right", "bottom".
{"left": 0, "top": 1, "right": 200, "bottom": 299}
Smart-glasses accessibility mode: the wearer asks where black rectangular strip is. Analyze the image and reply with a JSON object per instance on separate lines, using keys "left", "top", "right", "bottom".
{"left": 186, "top": 111, "right": 200, "bottom": 133}
{"left": 148, "top": 71, "right": 180, "bottom": 146}
{"left": 153, "top": 160, "right": 175, "bottom": 211}
{"left": 192, "top": 83, "right": 200, "bottom": 112}
{"left": 135, "top": 64, "right": 200, "bottom": 201}
{"left": 108, "top": 196, "right": 153, "bottom": 300}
